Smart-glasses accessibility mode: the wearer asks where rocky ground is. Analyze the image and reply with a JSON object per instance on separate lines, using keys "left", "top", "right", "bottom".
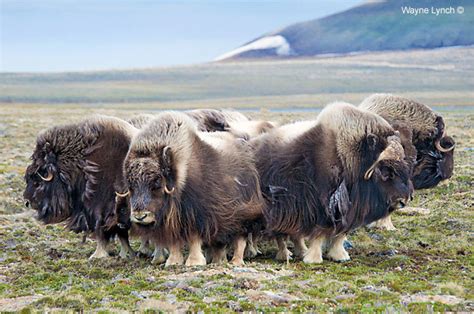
{"left": 0, "top": 106, "right": 472, "bottom": 311}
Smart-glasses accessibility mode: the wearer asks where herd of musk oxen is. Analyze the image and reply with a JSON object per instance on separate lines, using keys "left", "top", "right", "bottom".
{"left": 23, "top": 94, "right": 455, "bottom": 266}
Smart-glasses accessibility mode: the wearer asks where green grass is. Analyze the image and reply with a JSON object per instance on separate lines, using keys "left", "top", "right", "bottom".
{"left": 0, "top": 106, "right": 472, "bottom": 311}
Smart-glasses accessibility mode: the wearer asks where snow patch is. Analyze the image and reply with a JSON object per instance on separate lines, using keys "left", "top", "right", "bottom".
{"left": 215, "top": 35, "right": 291, "bottom": 61}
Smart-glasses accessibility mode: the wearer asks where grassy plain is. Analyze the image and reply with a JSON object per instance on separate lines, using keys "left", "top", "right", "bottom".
{"left": 0, "top": 47, "right": 473, "bottom": 311}
{"left": 0, "top": 105, "right": 472, "bottom": 312}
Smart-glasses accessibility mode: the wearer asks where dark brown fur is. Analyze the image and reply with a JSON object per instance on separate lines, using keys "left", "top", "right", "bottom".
{"left": 359, "top": 94, "right": 455, "bottom": 189}
{"left": 251, "top": 103, "right": 413, "bottom": 240}
{"left": 123, "top": 112, "right": 264, "bottom": 253}
{"left": 23, "top": 115, "right": 136, "bottom": 257}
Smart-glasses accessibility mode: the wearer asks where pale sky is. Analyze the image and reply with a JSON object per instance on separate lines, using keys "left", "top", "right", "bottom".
{"left": 1, "top": 0, "right": 362, "bottom": 72}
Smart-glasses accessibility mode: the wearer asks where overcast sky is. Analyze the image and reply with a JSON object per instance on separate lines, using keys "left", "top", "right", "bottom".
{"left": 1, "top": 0, "right": 362, "bottom": 72}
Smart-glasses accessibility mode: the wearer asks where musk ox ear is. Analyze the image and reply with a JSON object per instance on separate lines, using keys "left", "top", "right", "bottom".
{"left": 366, "top": 133, "right": 378, "bottom": 151}
{"left": 161, "top": 146, "right": 176, "bottom": 194}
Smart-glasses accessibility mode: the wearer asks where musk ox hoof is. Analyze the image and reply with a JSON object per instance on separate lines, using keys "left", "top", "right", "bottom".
{"left": 368, "top": 217, "right": 396, "bottom": 231}
{"left": 230, "top": 258, "right": 245, "bottom": 266}
{"left": 165, "top": 256, "right": 184, "bottom": 267}
{"left": 119, "top": 248, "right": 135, "bottom": 260}
{"left": 327, "top": 248, "right": 351, "bottom": 262}
{"left": 302, "top": 252, "right": 323, "bottom": 264}
{"left": 151, "top": 251, "right": 167, "bottom": 265}
{"left": 185, "top": 254, "right": 207, "bottom": 266}
{"left": 89, "top": 248, "right": 110, "bottom": 260}
{"left": 275, "top": 248, "right": 293, "bottom": 261}
{"left": 244, "top": 244, "right": 261, "bottom": 259}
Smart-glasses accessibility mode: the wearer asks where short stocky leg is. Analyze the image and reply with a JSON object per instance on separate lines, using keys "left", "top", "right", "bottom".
{"left": 118, "top": 232, "right": 135, "bottom": 259}
{"left": 303, "top": 234, "right": 326, "bottom": 264}
{"left": 89, "top": 239, "right": 110, "bottom": 259}
{"left": 165, "top": 243, "right": 184, "bottom": 267}
{"left": 275, "top": 236, "right": 292, "bottom": 261}
{"left": 327, "top": 234, "right": 351, "bottom": 262}
{"left": 211, "top": 246, "right": 228, "bottom": 264}
{"left": 138, "top": 238, "right": 153, "bottom": 257}
{"left": 151, "top": 246, "right": 167, "bottom": 265}
{"left": 89, "top": 227, "right": 110, "bottom": 259}
{"left": 370, "top": 216, "right": 396, "bottom": 231}
{"left": 185, "top": 236, "right": 207, "bottom": 266}
{"left": 244, "top": 233, "right": 261, "bottom": 258}
{"left": 291, "top": 235, "right": 308, "bottom": 258}
{"left": 230, "top": 236, "right": 247, "bottom": 266}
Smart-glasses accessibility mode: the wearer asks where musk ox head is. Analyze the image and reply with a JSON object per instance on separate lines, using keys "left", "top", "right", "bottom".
{"left": 24, "top": 141, "right": 76, "bottom": 224}
{"left": 359, "top": 134, "right": 414, "bottom": 220}
{"left": 123, "top": 146, "right": 176, "bottom": 225}
{"left": 411, "top": 115, "right": 455, "bottom": 189}
{"left": 359, "top": 94, "right": 455, "bottom": 190}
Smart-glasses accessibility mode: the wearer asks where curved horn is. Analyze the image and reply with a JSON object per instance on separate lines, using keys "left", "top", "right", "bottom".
{"left": 435, "top": 138, "right": 455, "bottom": 153}
{"left": 364, "top": 135, "right": 404, "bottom": 181}
{"left": 164, "top": 185, "right": 175, "bottom": 194}
{"left": 37, "top": 170, "right": 53, "bottom": 182}
{"left": 364, "top": 165, "right": 376, "bottom": 180}
{"left": 115, "top": 190, "right": 130, "bottom": 197}
{"left": 162, "top": 146, "right": 171, "bottom": 161}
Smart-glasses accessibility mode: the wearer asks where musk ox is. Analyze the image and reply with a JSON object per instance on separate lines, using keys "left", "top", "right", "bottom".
{"left": 127, "top": 109, "right": 275, "bottom": 138}
{"left": 121, "top": 112, "right": 265, "bottom": 266}
{"left": 359, "top": 94, "right": 455, "bottom": 229}
{"left": 186, "top": 108, "right": 276, "bottom": 138}
{"left": 24, "top": 115, "right": 137, "bottom": 259}
{"left": 252, "top": 102, "right": 413, "bottom": 263}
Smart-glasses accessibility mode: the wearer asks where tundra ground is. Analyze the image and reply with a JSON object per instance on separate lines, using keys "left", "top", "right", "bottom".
{"left": 0, "top": 105, "right": 472, "bottom": 312}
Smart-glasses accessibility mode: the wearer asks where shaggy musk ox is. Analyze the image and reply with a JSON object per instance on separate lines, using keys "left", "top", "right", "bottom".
{"left": 360, "top": 94, "right": 455, "bottom": 229}
{"left": 127, "top": 110, "right": 275, "bottom": 138}
{"left": 186, "top": 109, "right": 276, "bottom": 138}
{"left": 122, "top": 112, "right": 265, "bottom": 266}
{"left": 252, "top": 102, "right": 413, "bottom": 263}
{"left": 23, "top": 115, "right": 138, "bottom": 259}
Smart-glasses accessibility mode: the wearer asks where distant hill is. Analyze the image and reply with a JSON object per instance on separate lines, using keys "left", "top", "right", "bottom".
{"left": 215, "top": 0, "right": 474, "bottom": 61}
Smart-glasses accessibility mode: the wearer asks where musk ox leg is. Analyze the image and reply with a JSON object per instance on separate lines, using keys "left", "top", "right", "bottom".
{"left": 327, "top": 235, "right": 351, "bottom": 262}
{"left": 291, "top": 235, "right": 308, "bottom": 258}
{"left": 368, "top": 216, "right": 396, "bottom": 231}
{"left": 151, "top": 242, "right": 167, "bottom": 265}
{"left": 185, "top": 236, "right": 207, "bottom": 266}
{"left": 89, "top": 239, "right": 110, "bottom": 259}
{"left": 211, "top": 246, "right": 228, "bottom": 264}
{"left": 303, "top": 234, "right": 326, "bottom": 264}
{"left": 244, "top": 233, "right": 261, "bottom": 259}
{"left": 137, "top": 239, "right": 153, "bottom": 257}
{"left": 165, "top": 243, "right": 184, "bottom": 267}
{"left": 118, "top": 233, "right": 135, "bottom": 259}
{"left": 275, "top": 236, "right": 293, "bottom": 262}
{"left": 230, "top": 236, "right": 247, "bottom": 266}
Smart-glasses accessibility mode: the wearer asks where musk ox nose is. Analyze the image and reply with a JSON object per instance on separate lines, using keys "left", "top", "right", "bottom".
{"left": 134, "top": 213, "right": 148, "bottom": 221}
{"left": 25, "top": 201, "right": 30, "bottom": 208}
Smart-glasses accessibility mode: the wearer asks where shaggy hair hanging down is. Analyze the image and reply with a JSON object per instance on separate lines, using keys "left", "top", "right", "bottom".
{"left": 252, "top": 102, "right": 413, "bottom": 240}
{"left": 24, "top": 115, "right": 138, "bottom": 258}
{"left": 359, "top": 93, "right": 455, "bottom": 189}
{"left": 123, "top": 111, "right": 265, "bottom": 264}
